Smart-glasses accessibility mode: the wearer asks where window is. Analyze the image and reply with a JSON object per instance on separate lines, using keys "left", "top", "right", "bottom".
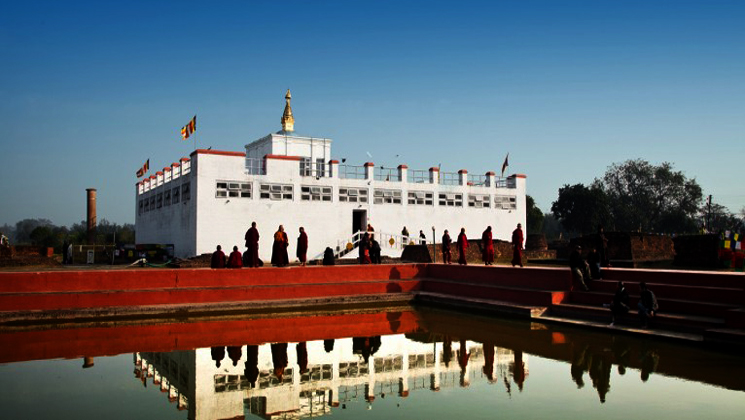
{"left": 157, "top": 192, "right": 163, "bottom": 209}
{"left": 259, "top": 183, "right": 293, "bottom": 200}
{"left": 144, "top": 198, "right": 149, "bottom": 212}
{"left": 182, "top": 182, "right": 191, "bottom": 202}
{"left": 139, "top": 200, "right": 144, "bottom": 214}
{"left": 299, "top": 157, "right": 311, "bottom": 176}
{"left": 316, "top": 158, "right": 325, "bottom": 177}
{"left": 301, "top": 185, "right": 332, "bottom": 201}
{"left": 468, "top": 194, "right": 491, "bottom": 208}
{"left": 373, "top": 188, "right": 402, "bottom": 204}
{"left": 339, "top": 187, "right": 368, "bottom": 203}
{"left": 438, "top": 193, "right": 463, "bottom": 207}
{"left": 164, "top": 190, "right": 171, "bottom": 206}
{"left": 149, "top": 196, "right": 155, "bottom": 210}
{"left": 216, "top": 181, "right": 251, "bottom": 199}
{"left": 495, "top": 195, "right": 517, "bottom": 209}
{"left": 172, "top": 187, "right": 180, "bottom": 204}
{"left": 407, "top": 190, "right": 434, "bottom": 206}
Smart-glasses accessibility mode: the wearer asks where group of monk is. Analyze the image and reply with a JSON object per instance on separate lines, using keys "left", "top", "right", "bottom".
{"left": 210, "top": 222, "right": 309, "bottom": 268}
{"left": 440, "top": 223, "right": 524, "bottom": 266}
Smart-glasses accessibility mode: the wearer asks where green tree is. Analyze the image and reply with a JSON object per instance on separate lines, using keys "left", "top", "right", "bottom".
{"left": 551, "top": 183, "right": 611, "bottom": 235}
{"left": 14, "top": 218, "right": 54, "bottom": 244}
{"left": 526, "top": 195, "right": 544, "bottom": 234}
{"left": 601, "top": 159, "right": 702, "bottom": 233}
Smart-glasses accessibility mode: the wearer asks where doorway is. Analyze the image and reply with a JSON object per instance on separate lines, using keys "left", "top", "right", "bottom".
{"left": 352, "top": 210, "right": 367, "bottom": 235}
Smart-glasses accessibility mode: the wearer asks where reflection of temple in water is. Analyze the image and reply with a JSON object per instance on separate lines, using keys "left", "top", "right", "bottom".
{"left": 134, "top": 334, "right": 529, "bottom": 420}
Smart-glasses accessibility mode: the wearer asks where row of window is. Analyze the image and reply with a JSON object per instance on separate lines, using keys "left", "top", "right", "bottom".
{"left": 214, "top": 181, "right": 517, "bottom": 209}
{"left": 139, "top": 182, "right": 190, "bottom": 214}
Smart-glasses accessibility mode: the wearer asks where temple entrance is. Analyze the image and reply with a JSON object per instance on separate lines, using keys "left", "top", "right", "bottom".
{"left": 352, "top": 210, "right": 367, "bottom": 235}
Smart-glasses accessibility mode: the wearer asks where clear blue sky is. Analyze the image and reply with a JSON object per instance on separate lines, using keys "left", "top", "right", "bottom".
{"left": 1, "top": 0, "right": 743, "bottom": 227}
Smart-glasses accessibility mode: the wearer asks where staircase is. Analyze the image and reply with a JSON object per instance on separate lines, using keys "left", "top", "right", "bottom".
{"left": 311, "top": 230, "right": 413, "bottom": 261}
{"left": 546, "top": 268, "right": 745, "bottom": 344}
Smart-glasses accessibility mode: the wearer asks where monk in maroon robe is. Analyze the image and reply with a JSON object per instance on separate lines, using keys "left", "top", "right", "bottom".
{"left": 271, "top": 225, "right": 289, "bottom": 267}
{"left": 511, "top": 223, "right": 524, "bottom": 267}
{"left": 482, "top": 226, "right": 494, "bottom": 265}
{"left": 457, "top": 228, "right": 468, "bottom": 265}
{"left": 227, "top": 246, "right": 243, "bottom": 268}
{"left": 271, "top": 343, "right": 288, "bottom": 381}
{"left": 296, "top": 227, "right": 308, "bottom": 266}
{"left": 244, "top": 222, "right": 260, "bottom": 267}
{"left": 210, "top": 245, "right": 226, "bottom": 268}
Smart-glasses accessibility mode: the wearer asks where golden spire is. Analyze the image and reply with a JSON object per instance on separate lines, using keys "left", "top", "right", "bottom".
{"left": 281, "top": 89, "right": 294, "bottom": 132}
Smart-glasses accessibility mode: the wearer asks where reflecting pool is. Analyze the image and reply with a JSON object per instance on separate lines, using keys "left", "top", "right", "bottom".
{"left": 1, "top": 307, "right": 744, "bottom": 419}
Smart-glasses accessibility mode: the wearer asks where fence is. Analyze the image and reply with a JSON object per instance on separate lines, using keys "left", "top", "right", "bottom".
{"left": 374, "top": 167, "right": 401, "bottom": 182}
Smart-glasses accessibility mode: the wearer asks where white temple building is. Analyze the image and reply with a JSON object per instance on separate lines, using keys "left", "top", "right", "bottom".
{"left": 135, "top": 90, "right": 527, "bottom": 259}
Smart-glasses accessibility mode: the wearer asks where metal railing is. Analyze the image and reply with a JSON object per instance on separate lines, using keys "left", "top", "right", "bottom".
{"left": 439, "top": 172, "right": 460, "bottom": 186}
{"left": 310, "top": 230, "right": 413, "bottom": 261}
{"left": 494, "top": 177, "right": 516, "bottom": 189}
{"left": 407, "top": 169, "right": 430, "bottom": 183}
{"left": 374, "top": 167, "right": 401, "bottom": 182}
{"left": 245, "top": 158, "right": 266, "bottom": 175}
{"left": 338, "top": 164, "right": 366, "bottom": 179}
{"left": 467, "top": 174, "right": 488, "bottom": 187}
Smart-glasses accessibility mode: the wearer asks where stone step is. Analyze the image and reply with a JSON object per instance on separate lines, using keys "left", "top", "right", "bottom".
{"left": 427, "top": 264, "right": 572, "bottom": 291}
{"left": 422, "top": 279, "right": 567, "bottom": 307}
{"left": 0, "top": 279, "right": 422, "bottom": 313}
{"left": 0, "top": 264, "right": 428, "bottom": 294}
{"left": 703, "top": 328, "right": 745, "bottom": 348}
{"left": 414, "top": 291, "right": 547, "bottom": 319}
{"left": 600, "top": 268, "right": 744, "bottom": 289}
{"left": 588, "top": 279, "right": 744, "bottom": 305}
{"left": 550, "top": 302, "right": 725, "bottom": 334}
{"left": 725, "top": 307, "right": 745, "bottom": 329}
{"left": 568, "top": 291, "right": 739, "bottom": 319}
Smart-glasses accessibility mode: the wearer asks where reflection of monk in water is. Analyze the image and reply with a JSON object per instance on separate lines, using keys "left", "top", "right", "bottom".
{"left": 639, "top": 348, "right": 659, "bottom": 382}
{"left": 511, "top": 351, "right": 526, "bottom": 391}
{"left": 482, "top": 342, "right": 495, "bottom": 382}
{"left": 296, "top": 342, "right": 309, "bottom": 373}
{"left": 244, "top": 345, "right": 259, "bottom": 387}
{"left": 271, "top": 343, "right": 289, "bottom": 381}
{"left": 227, "top": 346, "right": 242, "bottom": 367}
{"left": 611, "top": 337, "right": 630, "bottom": 375}
{"left": 589, "top": 350, "right": 612, "bottom": 403}
{"left": 457, "top": 339, "right": 470, "bottom": 387}
{"left": 353, "top": 336, "right": 382, "bottom": 364}
{"left": 386, "top": 311, "right": 402, "bottom": 332}
{"left": 211, "top": 346, "right": 226, "bottom": 368}
{"left": 443, "top": 336, "right": 453, "bottom": 368}
{"left": 570, "top": 344, "right": 589, "bottom": 388}
{"left": 324, "top": 339, "right": 335, "bottom": 353}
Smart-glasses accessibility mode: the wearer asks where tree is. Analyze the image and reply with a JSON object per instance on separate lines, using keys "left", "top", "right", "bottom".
{"left": 601, "top": 159, "right": 702, "bottom": 233}
{"left": 526, "top": 195, "right": 544, "bottom": 234}
{"left": 551, "top": 183, "right": 612, "bottom": 235}
{"left": 14, "top": 218, "right": 54, "bottom": 244}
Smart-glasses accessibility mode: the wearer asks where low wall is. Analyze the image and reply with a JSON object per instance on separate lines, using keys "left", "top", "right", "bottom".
{"left": 569, "top": 233, "right": 675, "bottom": 262}
{"left": 672, "top": 234, "right": 720, "bottom": 267}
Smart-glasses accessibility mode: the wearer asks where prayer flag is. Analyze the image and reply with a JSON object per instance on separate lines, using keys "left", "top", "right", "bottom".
{"left": 136, "top": 159, "right": 149, "bottom": 178}
{"left": 724, "top": 240, "right": 731, "bottom": 249}
{"left": 736, "top": 242, "right": 742, "bottom": 250}
{"left": 501, "top": 153, "right": 509, "bottom": 177}
{"left": 181, "top": 115, "right": 197, "bottom": 140}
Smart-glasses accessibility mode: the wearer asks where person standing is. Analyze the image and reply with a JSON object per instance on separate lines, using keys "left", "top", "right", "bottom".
{"left": 227, "top": 246, "right": 243, "bottom": 268}
{"left": 401, "top": 226, "right": 410, "bottom": 243}
{"left": 244, "top": 222, "right": 260, "bottom": 268}
{"left": 587, "top": 247, "right": 602, "bottom": 279}
{"left": 271, "top": 225, "right": 289, "bottom": 267}
{"left": 359, "top": 232, "right": 371, "bottom": 264}
{"left": 419, "top": 230, "right": 426, "bottom": 245}
{"left": 609, "top": 281, "right": 630, "bottom": 326}
{"left": 370, "top": 237, "right": 381, "bottom": 264}
{"left": 457, "top": 228, "right": 468, "bottom": 265}
{"left": 442, "top": 230, "right": 452, "bottom": 264}
{"left": 296, "top": 227, "right": 308, "bottom": 267}
{"left": 638, "top": 282, "right": 659, "bottom": 328}
{"left": 482, "top": 226, "right": 494, "bottom": 265}
{"left": 211, "top": 245, "right": 226, "bottom": 268}
{"left": 511, "top": 223, "right": 524, "bottom": 267}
